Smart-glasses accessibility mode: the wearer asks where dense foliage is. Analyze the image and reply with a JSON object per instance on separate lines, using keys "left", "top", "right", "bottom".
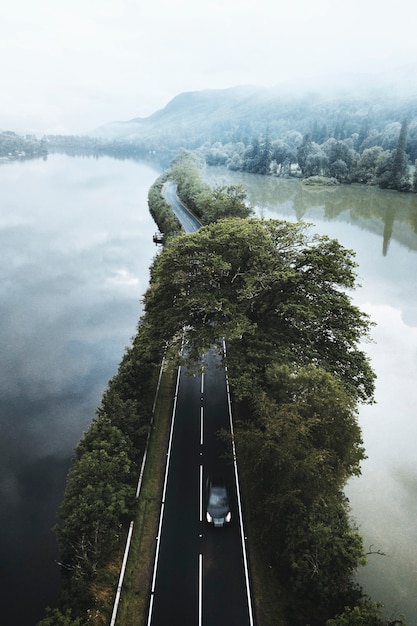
{"left": 0, "top": 130, "right": 47, "bottom": 160}
{"left": 148, "top": 149, "right": 252, "bottom": 241}
{"left": 37, "top": 607, "right": 83, "bottom": 626}
{"left": 198, "top": 115, "right": 414, "bottom": 192}
{"left": 147, "top": 172, "right": 183, "bottom": 241}
{"left": 169, "top": 149, "right": 252, "bottom": 223}
{"left": 145, "top": 218, "right": 374, "bottom": 404}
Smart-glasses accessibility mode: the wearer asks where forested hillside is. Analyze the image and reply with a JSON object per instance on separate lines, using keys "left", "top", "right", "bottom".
{"left": 48, "top": 85, "right": 417, "bottom": 191}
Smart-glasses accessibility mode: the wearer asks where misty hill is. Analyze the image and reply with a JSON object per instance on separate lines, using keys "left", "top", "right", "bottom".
{"left": 88, "top": 84, "right": 417, "bottom": 150}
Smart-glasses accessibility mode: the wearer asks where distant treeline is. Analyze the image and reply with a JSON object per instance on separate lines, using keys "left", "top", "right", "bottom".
{"left": 0, "top": 131, "right": 47, "bottom": 160}
{"left": 45, "top": 134, "right": 168, "bottom": 166}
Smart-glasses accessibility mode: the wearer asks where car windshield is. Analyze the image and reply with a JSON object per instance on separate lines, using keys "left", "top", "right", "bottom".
{"left": 208, "top": 483, "right": 229, "bottom": 514}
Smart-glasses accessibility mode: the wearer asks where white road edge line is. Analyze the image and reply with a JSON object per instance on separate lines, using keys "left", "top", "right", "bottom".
{"left": 110, "top": 356, "right": 166, "bottom": 626}
{"left": 199, "top": 464, "right": 204, "bottom": 522}
{"left": 223, "top": 339, "right": 255, "bottom": 626}
{"left": 199, "top": 553, "right": 203, "bottom": 626}
{"left": 146, "top": 364, "right": 182, "bottom": 626}
{"left": 109, "top": 520, "right": 134, "bottom": 626}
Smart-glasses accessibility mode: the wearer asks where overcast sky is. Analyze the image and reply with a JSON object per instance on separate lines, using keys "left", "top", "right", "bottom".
{"left": 1, "top": 0, "right": 416, "bottom": 134}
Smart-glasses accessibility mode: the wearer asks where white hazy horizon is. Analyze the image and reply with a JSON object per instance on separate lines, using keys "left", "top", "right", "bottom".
{"left": 1, "top": 0, "right": 417, "bottom": 135}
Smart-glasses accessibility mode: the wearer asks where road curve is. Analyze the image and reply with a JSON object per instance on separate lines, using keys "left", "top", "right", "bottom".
{"left": 163, "top": 182, "right": 202, "bottom": 233}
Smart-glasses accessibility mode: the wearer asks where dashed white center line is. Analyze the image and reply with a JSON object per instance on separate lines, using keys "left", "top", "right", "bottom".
{"left": 199, "top": 464, "right": 204, "bottom": 522}
{"left": 200, "top": 406, "right": 204, "bottom": 446}
{"left": 199, "top": 553, "right": 203, "bottom": 626}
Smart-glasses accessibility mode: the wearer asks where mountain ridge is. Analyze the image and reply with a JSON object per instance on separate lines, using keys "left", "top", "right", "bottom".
{"left": 87, "top": 83, "right": 417, "bottom": 150}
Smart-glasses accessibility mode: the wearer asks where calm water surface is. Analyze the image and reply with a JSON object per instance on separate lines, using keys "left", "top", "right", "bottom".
{"left": 0, "top": 154, "right": 160, "bottom": 625}
{"left": 205, "top": 167, "right": 417, "bottom": 624}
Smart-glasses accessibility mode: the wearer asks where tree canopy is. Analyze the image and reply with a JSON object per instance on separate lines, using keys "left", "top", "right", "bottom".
{"left": 56, "top": 417, "right": 134, "bottom": 582}
{"left": 144, "top": 217, "right": 375, "bottom": 404}
{"left": 169, "top": 149, "right": 251, "bottom": 224}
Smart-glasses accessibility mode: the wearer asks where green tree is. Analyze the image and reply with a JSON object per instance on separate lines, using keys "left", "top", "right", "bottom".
{"left": 381, "top": 117, "right": 410, "bottom": 190}
{"left": 202, "top": 184, "right": 251, "bottom": 222}
{"left": 326, "top": 600, "right": 406, "bottom": 626}
{"left": 284, "top": 494, "right": 364, "bottom": 624}
{"left": 270, "top": 139, "right": 295, "bottom": 176}
{"left": 243, "top": 135, "right": 261, "bottom": 172}
{"left": 148, "top": 175, "right": 183, "bottom": 240}
{"left": 56, "top": 419, "right": 134, "bottom": 580}
{"left": 235, "top": 365, "right": 365, "bottom": 533}
{"left": 297, "top": 133, "right": 313, "bottom": 174}
{"left": 234, "top": 365, "right": 368, "bottom": 623}
{"left": 353, "top": 146, "right": 386, "bottom": 183}
{"left": 304, "top": 142, "right": 328, "bottom": 177}
{"left": 36, "top": 607, "right": 83, "bottom": 626}
{"left": 258, "top": 129, "right": 273, "bottom": 174}
{"left": 322, "top": 138, "right": 358, "bottom": 182}
{"left": 144, "top": 218, "right": 375, "bottom": 403}
{"left": 169, "top": 149, "right": 211, "bottom": 219}
{"left": 412, "top": 159, "right": 417, "bottom": 193}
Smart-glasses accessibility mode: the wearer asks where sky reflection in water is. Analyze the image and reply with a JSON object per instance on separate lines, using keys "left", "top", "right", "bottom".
{"left": 0, "top": 154, "right": 159, "bottom": 625}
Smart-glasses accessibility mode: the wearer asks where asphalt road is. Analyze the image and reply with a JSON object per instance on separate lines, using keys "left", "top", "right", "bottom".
{"left": 146, "top": 188, "right": 254, "bottom": 625}
{"left": 147, "top": 351, "right": 253, "bottom": 626}
{"left": 162, "top": 182, "right": 202, "bottom": 233}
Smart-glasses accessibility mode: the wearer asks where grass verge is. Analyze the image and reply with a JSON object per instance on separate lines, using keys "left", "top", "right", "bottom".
{"left": 243, "top": 511, "right": 289, "bottom": 626}
{"left": 113, "top": 363, "right": 176, "bottom": 626}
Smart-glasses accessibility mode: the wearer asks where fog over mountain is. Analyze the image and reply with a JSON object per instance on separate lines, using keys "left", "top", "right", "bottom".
{"left": 3, "top": 0, "right": 417, "bottom": 134}
{"left": 87, "top": 79, "right": 417, "bottom": 148}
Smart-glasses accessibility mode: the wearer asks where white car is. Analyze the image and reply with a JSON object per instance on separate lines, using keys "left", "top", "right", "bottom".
{"left": 206, "top": 476, "right": 232, "bottom": 528}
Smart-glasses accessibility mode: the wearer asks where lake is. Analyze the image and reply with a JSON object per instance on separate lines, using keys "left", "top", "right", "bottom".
{"left": 2, "top": 156, "right": 416, "bottom": 625}
{"left": 0, "top": 154, "right": 160, "bottom": 625}
{"left": 204, "top": 166, "right": 417, "bottom": 624}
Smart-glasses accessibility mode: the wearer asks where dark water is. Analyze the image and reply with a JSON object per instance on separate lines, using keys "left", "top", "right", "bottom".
{"left": 204, "top": 166, "right": 417, "bottom": 624}
{"left": 0, "top": 154, "right": 160, "bottom": 625}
